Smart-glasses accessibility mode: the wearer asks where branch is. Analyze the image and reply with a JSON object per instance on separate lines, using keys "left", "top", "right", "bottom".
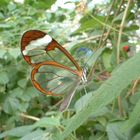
{"left": 20, "top": 113, "right": 40, "bottom": 121}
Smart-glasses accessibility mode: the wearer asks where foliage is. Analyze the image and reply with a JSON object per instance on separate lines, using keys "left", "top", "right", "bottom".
{"left": 0, "top": 0, "right": 140, "bottom": 140}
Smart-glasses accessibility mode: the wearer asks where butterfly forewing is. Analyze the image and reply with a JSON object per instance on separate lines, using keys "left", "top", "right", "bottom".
{"left": 21, "top": 30, "right": 81, "bottom": 71}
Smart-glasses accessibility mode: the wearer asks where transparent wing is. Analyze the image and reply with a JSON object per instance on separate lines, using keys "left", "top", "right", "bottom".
{"left": 31, "top": 61, "right": 81, "bottom": 96}
{"left": 21, "top": 30, "right": 82, "bottom": 71}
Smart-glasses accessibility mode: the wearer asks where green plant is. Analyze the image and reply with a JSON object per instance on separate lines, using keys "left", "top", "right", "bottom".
{"left": 0, "top": 0, "right": 140, "bottom": 140}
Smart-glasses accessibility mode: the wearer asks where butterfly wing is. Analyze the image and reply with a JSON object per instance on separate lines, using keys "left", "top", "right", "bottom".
{"left": 21, "top": 30, "right": 83, "bottom": 96}
{"left": 31, "top": 61, "right": 81, "bottom": 96}
{"left": 21, "top": 30, "right": 82, "bottom": 71}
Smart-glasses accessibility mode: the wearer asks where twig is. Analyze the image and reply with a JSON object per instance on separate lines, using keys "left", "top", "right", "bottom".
{"left": 118, "top": 96, "right": 124, "bottom": 116}
{"left": 99, "top": 0, "right": 125, "bottom": 48}
{"left": 132, "top": 79, "right": 139, "bottom": 95}
{"left": 78, "top": 34, "right": 107, "bottom": 44}
{"left": 98, "top": 0, "right": 117, "bottom": 48}
{"left": 116, "top": 0, "right": 132, "bottom": 64}
{"left": 20, "top": 113, "right": 40, "bottom": 121}
{"left": 63, "top": 34, "right": 106, "bottom": 48}
{"left": 126, "top": 79, "right": 140, "bottom": 99}
{"left": 87, "top": 0, "right": 126, "bottom": 83}
{"left": 88, "top": 14, "right": 129, "bottom": 37}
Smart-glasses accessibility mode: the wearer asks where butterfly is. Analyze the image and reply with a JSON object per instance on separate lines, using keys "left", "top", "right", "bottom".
{"left": 21, "top": 30, "right": 87, "bottom": 111}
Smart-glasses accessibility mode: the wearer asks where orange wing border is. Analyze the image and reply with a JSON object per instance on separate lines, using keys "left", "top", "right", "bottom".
{"left": 21, "top": 30, "right": 82, "bottom": 72}
{"left": 31, "top": 61, "right": 82, "bottom": 96}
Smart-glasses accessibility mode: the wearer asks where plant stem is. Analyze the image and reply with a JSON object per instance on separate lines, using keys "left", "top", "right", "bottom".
{"left": 116, "top": 0, "right": 132, "bottom": 116}
{"left": 116, "top": 0, "right": 132, "bottom": 64}
{"left": 99, "top": 0, "right": 125, "bottom": 48}
{"left": 20, "top": 113, "right": 40, "bottom": 121}
{"left": 98, "top": 0, "right": 117, "bottom": 48}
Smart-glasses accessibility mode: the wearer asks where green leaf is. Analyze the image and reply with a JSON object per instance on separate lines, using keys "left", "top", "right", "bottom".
{"left": 19, "top": 102, "right": 29, "bottom": 112}
{"left": 21, "top": 87, "right": 39, "bottom": 101}
{"left": 76, "top": 15, "right": 106, "bottom": 32}
{"left": 61, "top": 52, "right": 140, "bottom": 139}
{"left": 8, "top": 48, "right": 20, "bottom": 59}
{"left": 0, "top": 49, "right": 6, "bottom": 58}
{"left": 0, "top": 117, "right": 60, "bottom": 139}
{"left": 107, "top": 123, "right": 127, "bottom": 140}
{"left": 87, "top": 47, "right": 105, "bottom": 67}
{"left": 133, "top": 133, "right": 140, "bottom": 140}
{"left": 0, "top": 23, "right": 14, "bottom": 29}
{"left": 121, "top": 98, "right": 140, "bottom": 132}
{"left": 113, "top": 12, "right": 124, "bottom": 22}
{"left": 0, "top": 125, "right": 35, "bottom": 139}
{"left": 125, "top": 25, "right": 139, "bottom": 32}
{"left": 9, "top": 87, "right": 23, "bottom": 98}
{"left": 17, "top": 78, "right": 28, "bottom": 88}
{"left": 34, "top": 117, "right": 60, "bottom": 127}
{"left": 102, "top": 49, "right": 112, "bottom": 71}
{"left": 0, "top": 71, "right": 9, "bottom": 84}
{"left": 75, "top": 91, "right": 110, "bottom": 116}
{"left": 25, "top": 0, "right": 56, "bottom": 9}
{"left": 20, "top": 129, "right": 46, "bottom": 140}
{"left": 128, "top": 123, "right": 140, "bottom": 140}
{"left": 129, "top": 91, "right": 140, "bottom": 105}
{"left": 7, "top": 3, "right": 16, "bottom": 11}
{"left": 0, "top": 0, "right": 9, "bottom": 7}
{"left": 3, "top": 97, "right": 20, "bottom": 114}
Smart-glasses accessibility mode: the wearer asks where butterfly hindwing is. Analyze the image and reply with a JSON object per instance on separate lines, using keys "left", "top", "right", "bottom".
{"left": 31, "top": 61, "right": 81, "bottom": 96}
